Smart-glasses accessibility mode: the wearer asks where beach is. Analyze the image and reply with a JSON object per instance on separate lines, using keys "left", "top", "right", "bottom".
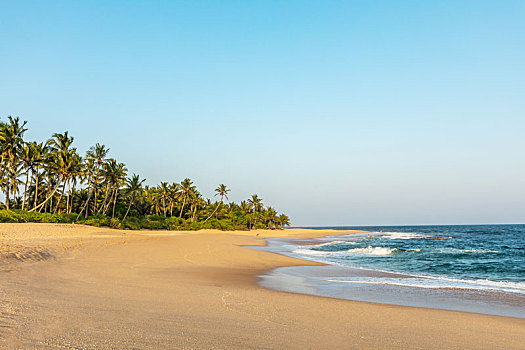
{"left": 1, "top": 224, "right": 524, "bottom": 349}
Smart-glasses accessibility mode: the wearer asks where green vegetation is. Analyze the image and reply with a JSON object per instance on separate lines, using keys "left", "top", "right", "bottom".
{"left": 0, "top": 116, "right": 290, "bottom": 230}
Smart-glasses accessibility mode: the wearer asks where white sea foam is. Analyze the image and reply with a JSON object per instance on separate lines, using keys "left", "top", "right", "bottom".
{"left": 437, "top": 248, "right": 500, "bottom": 254}
{"left": 325, "top": 276, "right": 525, "bottom": 294}
{"left": 317, "top": 240, "right": 346, "bottom": 247}
{"left": 293, "top": 245, "right": 397, "bottom": 257}
{"left": 379, "top": 232, "right": 432, "bottom": 240}
{"left": 345, "top": 246, "right": 397, "bottom": 256}
{"left": 292, "top": 248, "right": 334, "bottom": 257}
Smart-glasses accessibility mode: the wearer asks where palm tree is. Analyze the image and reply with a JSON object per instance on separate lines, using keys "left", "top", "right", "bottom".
{"left": 0, "top": 116, "right": 291, "bottom": 230}
{"left": 123, "top": 174, "right": 145, "bottom": 220}
{"left": 276, "top": 214, "right": 290, "bottom": 229}
{"left": 30, "top": 147, "right": 75, "bottom": 212}
{"left": 20, "top": 142, "right": 36, "bottom": 210}
{"left": 203, "top": 184, "right": 230, "bottom": 223}
{"left": 263, "top": 206, "right": 278, "bottom": 229}
{"left": 31, "top": 142, "right": 49, "bottom": 210}
{"left": 156, "top": 181, "right": 171, "bottom": 216}
{"left": 178, "top": 178, "right": 195, "bottom": 218}
{"left": 189, "top": 190, "right": 204, "bottom": 222}
{"left": 101, "top": 159, "right": 128, "bottom": 217}
{"left": 86, "top": 143, "right": 109, "bottom": 213}
{"left": 0, "top": 117, "right": 28, "bottom": 209}
{"left": 45, "top": 132, "right": 79, "bottom": 213}
{"left": 76, "top": 156, "right": 96, "bottom": 219}
{"left": 248, "top": 194, "right": 263, "bottom": 229}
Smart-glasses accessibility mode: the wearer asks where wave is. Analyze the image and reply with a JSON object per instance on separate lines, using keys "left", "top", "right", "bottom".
{"left": 316, "top": 240, "right": 346, "bottom": 247}
{"left": 325, "top": 276, "right": 525, "bottom": 294}
{"left": 292, "top": 248, "right": 335, "bottom": 257}
{"left": 345, "top": 246, "right": 397, "bottom": 256}
{"left": 437, "top": 248, "right": 500, "bottom": 254}
{"left": 378, "top": 232, "right": 433, "bottom": 240}
{"left": 294, "top": 246, "right": 397, "bottom": 257}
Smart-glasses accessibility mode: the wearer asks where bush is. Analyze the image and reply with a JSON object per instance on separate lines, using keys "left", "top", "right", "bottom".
{"left": 0, "top": 209, "right": 254, "bottom": 231}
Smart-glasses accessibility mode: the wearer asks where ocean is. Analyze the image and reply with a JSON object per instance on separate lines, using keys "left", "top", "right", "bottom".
{"left": 257, "top": 224, "right": 525, "bottom": 318}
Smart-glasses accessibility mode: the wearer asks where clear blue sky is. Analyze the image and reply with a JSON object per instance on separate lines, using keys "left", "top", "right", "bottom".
{"left": 1, "top": 1, "right": 524, "bottom": 226}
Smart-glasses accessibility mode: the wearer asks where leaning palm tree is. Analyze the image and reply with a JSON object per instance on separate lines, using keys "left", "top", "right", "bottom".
{"left": 30, "top": 148, "right": 74, "bottom": 212}
{"left": 203, "top": 184, "right": 230, "bottom": 223}
{"left": 122, "top": 174, "right": 145, "bottom": 220}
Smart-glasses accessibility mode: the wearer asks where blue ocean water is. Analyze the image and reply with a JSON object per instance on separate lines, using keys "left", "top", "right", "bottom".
{"left": 293, "top": 225, "right": 525, "bottom": 294}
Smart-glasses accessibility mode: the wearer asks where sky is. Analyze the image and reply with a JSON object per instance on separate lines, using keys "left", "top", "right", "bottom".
{"left": 1, "top": 0, "right": 524, "bottom": 226}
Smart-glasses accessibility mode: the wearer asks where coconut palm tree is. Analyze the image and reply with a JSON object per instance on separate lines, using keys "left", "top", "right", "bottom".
{"left": 86, "top": 143, "right": 109, "bottom": 212}
{"left": 100, "top": 159, "right": 128, "bottom": 217}
{"left": 178, "top": 178, "right": 195, "bottom": 218}
{"left": 76, "top": 156, "right": 96, "bottom": 219}
{"left": 155, "top": 181, "right": 172, "bottom": 216}
{"left": 248, "top": 194, "right": 263, "bottom": 229}
{"left": 0, "top": 116, "right": 291, "bottom": 230}
{"left": 0, "top": 117, "right": 28, "bottom": 209}
{"left": 123, "top": 173, "right": 145, "bottom": 220}
{"left": 30, "top": 147, "right": 75, "bottom": 212}
{"left": 276, "top": 214, "right": 290, "bottom": 229}
{"left": 20, "top": 142, "right": 36, "bottom": 210}
{"left": 203, "top": 184, "right": 230, "bottom": 223}
{"left": 263, "top": 206, "right": 278, "bottom": 229}
{"left": 189, "top": 190, "right": 204, "bottom": 222}
{"left": 31, "top": 141, "right": 50, "bottom": 210}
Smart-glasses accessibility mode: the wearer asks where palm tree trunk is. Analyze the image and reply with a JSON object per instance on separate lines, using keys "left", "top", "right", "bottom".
{"left": 54, "top": 182, "right": 67, "bottom": 214}
{"left": 102, "top": 191, "right": 112, "bottom": 215}
{"left": 30, "top": 180, "right": 62, "bottom": 212}
{"left": 83, "top": 177, "right": 92, "bottom": 218}
{"left": 5, "top": 188, "right": 10, "bottom": 210}
{"left": 66, "top": 180, "right": 71, "bottom": 214}
{"left": 122, "top": 193, "right": 135, "bottom": 221}
{"left": 33, "top": 167, "right": 40, "bottom": 210}
{"left": 22, "top": 171, "right": 30, "bottom": 210}
{"left": 76, "top": 187, "right": 93, "bottom": 221}
{"left": 191, "top": 204, "right": 197, "bottom": 222}
{"left": 112, "top": 188, "right": 118, "bottom": 218}
{"left": 98, "top": 185, "right": 110, "bottom": 214}
{"left": 179, "top": 197, "right": 186, "bottom": 218}
{"left": 203, "top": 197, "right": 223, "bottom": 223}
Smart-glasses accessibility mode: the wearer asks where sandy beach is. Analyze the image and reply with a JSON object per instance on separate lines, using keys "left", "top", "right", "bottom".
{"left": 1, "top": 224, "right": 524, "bottom": 349}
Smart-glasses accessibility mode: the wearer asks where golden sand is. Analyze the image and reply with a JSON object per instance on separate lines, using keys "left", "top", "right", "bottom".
{"left": 0, "top": 223, "right": 524, "bottom": 349}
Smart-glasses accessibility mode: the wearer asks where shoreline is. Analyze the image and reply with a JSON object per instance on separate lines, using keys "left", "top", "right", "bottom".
{"left": 1, "top": 223, "right": 524, "bottom": 349}
{"left": 255, "top": 231, "right": 525, "bottom": 319}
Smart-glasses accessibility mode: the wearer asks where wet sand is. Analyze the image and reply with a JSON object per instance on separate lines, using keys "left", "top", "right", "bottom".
{"left": 1, "top": 223, "right": 524, "bottom": 349}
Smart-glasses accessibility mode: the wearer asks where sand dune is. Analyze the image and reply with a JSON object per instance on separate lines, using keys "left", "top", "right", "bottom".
{"left": 0, "top": 223, "right": 524, "bottom": 349}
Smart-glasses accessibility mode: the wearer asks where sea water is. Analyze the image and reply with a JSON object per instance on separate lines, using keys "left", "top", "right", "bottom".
{"left": 257, "top": 225, "right": 525, "bottom": 318}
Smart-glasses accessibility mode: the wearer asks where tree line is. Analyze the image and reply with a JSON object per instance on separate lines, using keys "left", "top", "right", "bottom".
{"left": 0, "top": 116, "right": 290, "bottom": 230}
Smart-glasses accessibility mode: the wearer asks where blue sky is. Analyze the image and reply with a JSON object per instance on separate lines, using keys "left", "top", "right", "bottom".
{"left": 1, "top": 1, "right": 524, "bottom": 226}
